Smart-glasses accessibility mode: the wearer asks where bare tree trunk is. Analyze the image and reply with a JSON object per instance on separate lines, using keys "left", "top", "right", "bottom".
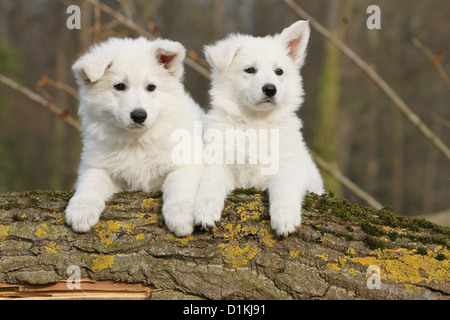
{"left": 0, "top": 190, "right": 448, "bottom": 299}
{"left": 50, "top": 49, "right": 68, "bottom": 191}
{"left": 391, "top": 108, "right": 404, "bottom": 213}
{"left": 422, "top": 123, "right": 441, "bottom": 214}
{"left": 212, "top": 0, "right": 226, "bottom": 37}
{"left": 313, "top": 0, "right": 351, "bottom": 197}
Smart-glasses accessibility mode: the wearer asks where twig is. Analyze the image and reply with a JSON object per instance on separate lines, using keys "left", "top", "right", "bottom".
{"left": 412, "top": 37, "right": 450, "bottom": 91}
{"left": 311, "top": 151, "right": 384, "bottom": 210}
{"left": 36, "top": 75, "right": 79, "bottom": 101}
{"left": 283, "top": 0, "right": 450, "bottom": 162}
{"left": 93, "top": 4, "right": 101, "bottom": 42}
{"left": 0, "top": 73, "right": 81, "bottom": 131}
{"left": 116, "top": 0, "right": 133, "bottom": 20}
{"left": 432, "top": 112, "right": 450, "bottom": 129}
{"left": 83, "top": 0, "right": 211, "bottom": 79}
{"left": 84, "top": 0, "right": 152, "bottom": 38}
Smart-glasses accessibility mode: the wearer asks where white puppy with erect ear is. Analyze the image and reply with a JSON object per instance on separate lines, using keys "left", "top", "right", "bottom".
{"left": 66, "top": 37, "right": 204, "bottom": 237}
{"left": 195, "top": 21, "right": 324, "bottom": 237}
{"left": 279, "top": 20, "right": 310, "bottom": 67}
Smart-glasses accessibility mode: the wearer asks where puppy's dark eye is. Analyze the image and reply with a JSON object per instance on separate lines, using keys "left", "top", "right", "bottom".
{"left": 275, "top": 68, "right": 284, "bottom": 76}
{"left": 146, "top": 84, "right": 156, "bottom": 92}
{"left": 114, "top": 83, "right": 126, "bottom": 91}
{"left": 244, "top": 67, "right": 256, "bottom": 74}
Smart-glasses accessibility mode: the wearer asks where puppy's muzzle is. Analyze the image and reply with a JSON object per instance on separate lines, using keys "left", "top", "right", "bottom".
{"left": 262, "top": 84, "right": 277, "bottom": 97}
{"left": 130, "top": 109, "right": 147, "bottom": 124}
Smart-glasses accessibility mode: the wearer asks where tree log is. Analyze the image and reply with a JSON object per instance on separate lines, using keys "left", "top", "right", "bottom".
{"left": 0, "top": 189, "right": 448, "bottom": 300}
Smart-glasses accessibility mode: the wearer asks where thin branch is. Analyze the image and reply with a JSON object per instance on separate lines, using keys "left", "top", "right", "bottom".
{"left": 84, "top": 0, "right": 152, "bottom": 38}
{"left": 432, "top": 112, "right": 450, "bottom": 129}
{"left": 88, "top": 19, "right": 121, "bottom": 34}
{"left": 36, "top": 75, "right": 79, "bottom": 101}
{"left": 283, "top": 0, "right": 450, "bottom": 162}
{"left": 0, "top": 73, "right": 81, "bottom": 131}
{"left": 116, "top": 0, "right": 133, "bottom": 20}
{"left": 93, "top": 4, "right": 101, "bottom": 42}
{"left": 83, "top": 0, "right": 211, "bottom": 79}
{"left": 412, "top": 37, "right": 450, "bottom": 91}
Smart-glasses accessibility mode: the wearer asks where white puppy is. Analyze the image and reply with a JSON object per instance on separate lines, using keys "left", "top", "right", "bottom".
{"left": 66, "top": 37, "right": 204, "bottom": 237}
{"left": 195, "top": 21, "right": 324, "bottom": 237}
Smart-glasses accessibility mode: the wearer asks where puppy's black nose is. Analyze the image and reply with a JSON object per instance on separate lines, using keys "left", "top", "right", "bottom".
{"left": 130, "top": 109, "right": 147, "bottom": 124}
{"left": 262, "top": 84, "right": 277, "bottom": 97}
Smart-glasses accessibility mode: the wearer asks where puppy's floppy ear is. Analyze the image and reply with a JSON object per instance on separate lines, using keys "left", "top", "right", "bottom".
{"left": 204, "top": 37, "right": 241, "bottom": 71}
{"left": 279, "top": 20, "right": 310, "bottom": 67}
{"left": 154, "top": 39, "right": 186, "bottom": 78}
{"left": 72, "top": 55, "right": 111, "bottom": 84}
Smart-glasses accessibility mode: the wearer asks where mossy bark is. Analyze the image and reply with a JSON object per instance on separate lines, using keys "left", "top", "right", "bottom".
{"left": 0, "top": 190, "right": 448, "bottom": 300}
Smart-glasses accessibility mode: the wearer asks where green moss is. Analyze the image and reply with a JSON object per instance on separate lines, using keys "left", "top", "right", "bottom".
{"left": 364, "top": 235, "right": 392, "bottom": 250}
{"left": 303, "top": 193, "right": 374, "bottom": 224}
{"left": 230, "top": 187, "right": 265, "bottom": 196}
{"left": 416, "top": 247, "right": 428, "bottom": 256}
{"left": 345, "top": 234, "right": 355, "bottom": 241}
{"left": 361, "top": 222, "right": 386, "bottom": 237}
{"left": 302, "top": 193, "right": 450, "bottom": 249}
{"left": 435, "top": 253, "right": 446, "bottom": 261}
{"left": 433, "top": 225, "right": 450, "bottom": 237}
{"left": 407, "top": 234, "right": 450, "bottom": 249}
{"left": 377, "top": 209, "right": 449, "bottom": 237}
{"left": 225, "top": 195, "right": 247, "bottom": 204}
{"left": 311, "top": 224, "right": 355, "bottom": 241}
{"left": 227, "top": 188, "right": 269, "bottom": 205}
{"left": 388, "top": 231, "right": 399, "bottom": 242}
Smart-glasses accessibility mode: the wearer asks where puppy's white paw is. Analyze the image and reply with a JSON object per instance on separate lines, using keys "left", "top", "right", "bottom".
{"left": 163, "top": 203, "right": 195, "bottom": 237}
{"left": 270, "top": 204, "right": 301, "bottom": 237}
{"left": 194, "top": 197, "right": 224, "bottom": 229}
{"left": 65, "top": 198, "right": 104, "bottom": 233}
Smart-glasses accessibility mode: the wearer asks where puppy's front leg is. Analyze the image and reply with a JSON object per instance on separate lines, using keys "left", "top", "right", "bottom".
{"left": 162, "top": 165, "right": 203, "bottom": 237}
{"left": 268, "top": 168, "right": 307, "bottom": 237}
{"left": 194, "top": 165, "right": 234, "bottom": 229}
{"left": 65, "top": 168, "right": 119, "bottom": 233}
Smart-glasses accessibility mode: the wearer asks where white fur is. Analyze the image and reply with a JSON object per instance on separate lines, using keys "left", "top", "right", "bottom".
{"left": 66, "top": 37, "right": 204, "bottom": 236}
{"left": 195, "top": 21, "right": 324, "bottom": 237}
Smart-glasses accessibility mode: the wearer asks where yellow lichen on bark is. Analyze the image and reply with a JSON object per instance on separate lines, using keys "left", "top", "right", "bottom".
{"left": 92, "top": 254, "right": 114, "bottom": 272}
{"left": 44, "top": 243, "right": 60, "bottom": 254}
{"left": 351, "top": 247, "right": 450, "bottom": 289}
{"left": 218, "top": 243, "right": 259, "bottom": 268}
{"left": 35, "top": 223, "right": 48, "bottom": 238}
{"left": 94, "top": 220, "right": 135, "bottom": 245}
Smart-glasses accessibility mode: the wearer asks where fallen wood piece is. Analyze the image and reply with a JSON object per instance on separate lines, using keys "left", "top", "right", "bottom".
{"left": 0, "top": 190, "right": 448, "bottom": 300}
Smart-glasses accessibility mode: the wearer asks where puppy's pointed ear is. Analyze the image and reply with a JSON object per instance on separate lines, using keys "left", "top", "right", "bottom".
{"left": 279, "top": 20, "right": 310, "bottom": 67}
{"left": 204, "top": 38, "right": 240, "bottom": 71}
{"left": 154, "top": 39, "right": 186, "bottom": 78}
{"left": 72, "top": 55, "right": 111, "bottom": 84}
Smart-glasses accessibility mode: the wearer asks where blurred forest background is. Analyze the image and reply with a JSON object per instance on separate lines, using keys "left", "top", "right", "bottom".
{"left": 0, "top": 0, "right": 449, "bottom": 225}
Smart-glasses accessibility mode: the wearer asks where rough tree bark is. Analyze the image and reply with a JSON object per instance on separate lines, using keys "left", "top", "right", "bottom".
{"left": 0, "top": 189, "right": 448, "bottom": 300}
